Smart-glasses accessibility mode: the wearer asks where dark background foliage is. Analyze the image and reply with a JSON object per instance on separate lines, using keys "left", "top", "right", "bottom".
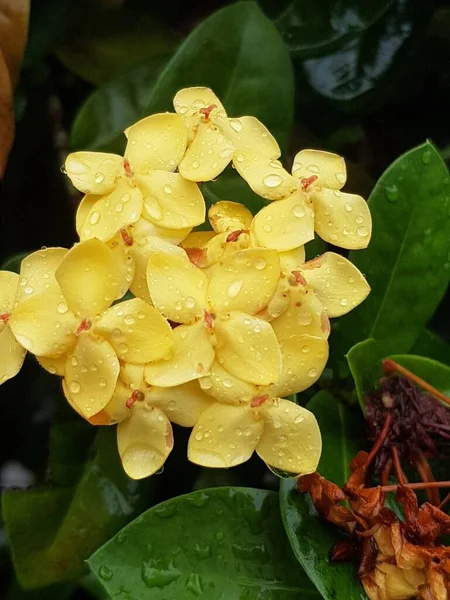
{"left": 1, "top": 0, "right": 450, "bottom": 597}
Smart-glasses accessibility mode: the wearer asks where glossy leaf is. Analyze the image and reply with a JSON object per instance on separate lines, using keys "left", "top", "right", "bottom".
{"left": 280, "top": 390, "right": 366, "bottom": 600}
{"left": 2, "top": 428, "right": 152, "bottom": 589}
{"left": 334, "top": 141, "right": 450, "bottom": 360}
{"left": 348, "top": 338, "right": 450, "bottom": 408}
{"left": 411, "top": 328, "right": 450, "bottom": 364}
{"left": 89, "top": 487, "right": 319, "bottom": 599}
{"left": 70, "top": 1, "right": 294, "bottom": 168}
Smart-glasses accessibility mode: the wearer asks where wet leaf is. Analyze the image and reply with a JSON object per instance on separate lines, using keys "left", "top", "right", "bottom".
{"left": 334, "top": 141, "right": 450, "bottom": 360}
{"left": 2, "top": 428, "right": 152, "bottom": 589}
{"left": 411, "top": 329, "right": 450, "bottom": 364}
{"left": 280, "top": 391, "right": 365, "bottom": 600}
{"left": 89, "top": 487, "right": 319, "bottom": 599}
{"left": 71, "top": 1, "right": 294, "bottom": 214}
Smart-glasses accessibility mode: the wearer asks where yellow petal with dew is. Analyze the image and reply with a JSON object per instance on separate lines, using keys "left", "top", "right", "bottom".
{"left": 55, "top": 239, "right": 122, "bottom": 317}
{"left": 256, "top": 398, "right": 321, "bottom": 474}
{"left": 64, "top": 152, "right": 123, "bottom": 195}
{"left": 208, "top": 200, "right": 253, "bottom": 233}
{"left": 188, "top": 403, "right": 263, "bottom": 468}
{"left": 279, "top": 246, "right": 306, "bottom": 275}
{"left": 181, "top": 230, "right": 216, "bottom": 249}
{"left": 301, "top": 252, "right": 370, "bottom": 317}
{"left": 108, "top": 239, "right": 135, "bottom": 300}
{"left": 144, "top": 321, "right": 214, "bottom": 387}
{"left": 173, "top": 87, "right": 226, "bottom": 119}
{"left": 88, "top": 377, "right": 131, "bottom": 425}
{"left": 117, "top": 404, "right": 173, "bottom": 479}
{"left": 135, "top": 170, "right": 205, "bottom": 229}
{"left": 15, "top": 248, "right": 67, "bottom": 304}
{"left": 0, "top": 271, "right": 19, "bottom": 313}
{"left": 37, "top": 354, "right": 66, "bottom": 376}
{"left": 64, "top": 334, "right": 119, "bottom": 419}
{"left": 267, "top": 334, "right": 328, "bottom": 397}
{"left": 178, "top": 122, "right": 234, "bottom": 182}
{"left": 208, "top": 248, "right": 280, "bottom": 315}
{"left": 199, "top": 360, "right": 257, "bottom": 405}
{"left": 271, "top": 285, "right": 329, "bottom": 340}
{"left": 314, "top": 188, "right": 372, "bottom": 250}
{"left": 149, "top": 381, "right": 212, "bottom": 427}
{"left": 215, "top": 312, "right": 281, "bottom": 386}
{"left": 132, "top": 217, "right": 191, "bottom": 245}
{"left": 233, "top": 151, "right": 298, "bottom": 200}
{"left": 184, "top": 232, "right": 231, "bottom": 269}
{"left": 252, "top": 192, "right": 314, "bottom": 251}
{"left": 217, "top": 115, "right": 280, "bottom": 158}
{"left": 292, "top": 149, "right": 346, "bottom": 190}
{"left": 9, "top": 292, "right": 78, "bottom": 357}
{"left": 0, "top": 324, "right": 26, "bottom": 384}
{"left": 147, "top": 251, "right": 207, "bottom": 324}
{"left": 76, "top": 194, "right": 97, "bottom": 237}
{"left": 79, "top": 179, "right": 143, "bottom": 243}
{"left": 94, "top": 297, "right": 173, "bottom": 363}
{"left": 124, "top": 112, "right": 187, "bottom": 173}
{"left": 120, "top": 362, "right": 145, "bottom": 389}
{"left": 255, "top": 278, "right": 290, "bottom": 322}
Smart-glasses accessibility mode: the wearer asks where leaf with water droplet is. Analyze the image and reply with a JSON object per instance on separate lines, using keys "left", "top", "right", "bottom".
{"left": 279, "top": 390, "right": 365, "bottom": 600}
{"left": 89, "top": 487, "right": 320, "bottom": 599}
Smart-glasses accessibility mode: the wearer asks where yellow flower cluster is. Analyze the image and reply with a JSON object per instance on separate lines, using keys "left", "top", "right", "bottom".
{"left": 0, "top": 87, "right": 372, "bottom": 480}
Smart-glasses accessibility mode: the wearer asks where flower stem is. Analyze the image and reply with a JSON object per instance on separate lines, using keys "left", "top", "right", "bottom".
{"left": 381, "top": 481, "right": 450, "bottom": 493}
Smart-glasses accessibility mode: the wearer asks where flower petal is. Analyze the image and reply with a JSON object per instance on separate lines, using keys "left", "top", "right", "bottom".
{"left": 88, "top": 377, "right": 131, "bottom": 425}
{"left": 117, "top": 404, "right": 173, "bottom": 479}
{"left": 173, "top": 87, "right": 226, "bottom": 118}
{"left": 56, "top": 239, "right": 122, "bottom": 316}
{"left": 0, "top": 271, "right": 19, "bottom": 313}
{"left": 218, "top": 116, "right": 280, "bottom": 158}
{"left": 178, "top": 123, "right": 234, "bottom": 182}
{"left": 215, "top": 312, "right": 281, "bottom": 386}
{"left": 9, "top": 292, "right": 78, "bottom": 357}
{"left": 181, "top": 230, "right": 216, "bottom": 249}
{"left": 199, "top": 360, "right": 257, "bottom": 405}
{"left": 76, "top": 194, "right": 97, "bottom": 236}
{"left": 135, "top": 170, "right": 205, "bottom": 229}
{"left": 125, "top": 113, "right": 187, "bottom": 172}
{"left": 301, "top": 252, "right": 370, "bottom": 317}
{"left": 233, "top": 151, "right": 298, "bottom": 200}
{"left": 37, "top": 354, "right": 66, "bottom": 376}
{"left": 292, "top": 149, "right": 346, "bottom": 190}
{"left": 252, "top": 192, "right": 314, "bottom": 251}
{"left": 278, "top": 246, "right": 306, "bottom": 274}
{"left": 255, "top": 278, "right": 290, "bottom": 322}
{"left": 314, "top": 189, "right": 372, "bottom": 249}
{"left": 208, "top": 201, "right": 253, "bottom": 233}
{"left": 188, "top": 403, "right": 263, "bottom": 468}
{"left": 149, "top": 381, "right": 212, "bottom": 427}
{"left": 108, "top": 240, "right": 136, "bottom": 300}
{"left": 271, "top": 285, "right": 330, "bottom": 340}
{"left": 64, "top": 334, "right": 119, "bottom": 418}
{"left": 208, "top": 248, "right": 280, "bottom": 315}
{"left": 94, "top": 297, "right": 173, "bottom": 363}
{"left": 0, "top": 324, "right": 26, "bottom": 384}
{"left": 79, "top": 179, "right": 143, "bottom": 242}
{"left": 256, "top": 398, "right": 321, "bottom": 474}
{"left": 147, "top": 251, "right": 207, "bottom": 323}
{"left": 15, "top": 248, "right": 67, "bottom": 304}
{"left": 65, "top": 152, "right": 123, "bottom": 195}
{"left": 132, "top": 217, "right": 191, "bottom": 245}
{"left": 267, "top": 334, "right": 328, "bottom": 397}
{"left": 144, "top": 321, "right": 214, "bottom": 387}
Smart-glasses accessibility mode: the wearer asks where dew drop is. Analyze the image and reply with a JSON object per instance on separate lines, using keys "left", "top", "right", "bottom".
{"left": 98, "top": 565, "right": 113, "bottom": 581}
{"left": 227, "top": 280, "right": 243, "bottom": 298}
{"left": 292, "top": 204, "right": 305, "bottom": 218}
{"left": 219, "top": 147, "right": 234, "bottom": 159}
{"left": 115, "top": 202, "right": 124, "bottom": 213}
{"left": 345, "top": 202, "right": 353, "bottom": 212}
{"left": 163, "top": 184, "right": 172, "bottom": 194}
{"left": 308, "top": 368, "right": 318, "bottom": 378}
{"left": 24, "top": 286, "right": 34, "bottom": 295}
{"left": 254, "top": 258, "right": 267, "bottom": 270}
{"left": 340, "top": 298, "right": 348, "bottom": 307}
{"left": 90, "top": 211, "right": 101, "bottom": 225}
{"left": 69, "top": 381, "right": 81, "bottom": 394}
{"left": 263, "top": 174, "right": 282, "bottom": 188}
{"left": 192, "top": 161, "right": 200, "bottom": 169}
{"left": 99, "top": 377, "right": 107, "bottom": 387}
{"left": 307, "top": 163, "right": 320, "bottom": 174}
{"left": 94, "top": 172, "right": 105, "bottom": 184}
{"left": 229, "top": 118, "right": 243, "bottom": 132}
{"left": 185, "top": 296, "right": 196, "bottom": 308}
{"left": 355, "top": 215, "right": 364, "bottom": 224}
{"left": 223, "top": 378, "right": 233, "bottom": 388}
{"left": 57, "top": 302, "right": 69, "bottom": 314}
{"left": 357, "top": 226, "right": 369, "bottom": 237}
{"left": 385, "top": 184, "right": 398, "bottom": 202}
{"left": 235, "top": 153, "right": 244, "bottom": 163}
{"left": 124, "top": 314, "right": 135, "bottom": 325}
{"left": 335, "top": 172, "right": 346, "bottom": 184}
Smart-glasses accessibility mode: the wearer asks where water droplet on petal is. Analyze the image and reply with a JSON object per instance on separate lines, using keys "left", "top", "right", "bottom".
{"left": 254, "top": 258, "right": 266, "bottom": 270}
{"left": 357, "top": 226, "right": 369, "bottom": 237}
{"left": 99, "top": 377, "right": 107, "bottom": 387}
{"left": 229, "top": 118, "right": 243, "bottom": 132}
{"left": 292, "top": 204, "right": 305, "bottom": 218}
{"left": 94, "top": 172, "right": 105, "bottom": 184}
{"left": 69, "top": 381, "right": 81, "bottom": 394}
{"left": 263, "top": 174, "right": 282, "bottom": 188}
{"left": 90, "top": 211, "right": 101, "bottom": 225}
{"left": 227, "top": 280, "right": 243, "bottom": 298}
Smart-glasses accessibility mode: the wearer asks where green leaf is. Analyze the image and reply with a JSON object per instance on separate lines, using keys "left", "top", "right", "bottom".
{"left": 89, "top": 487, "right": 319, "bottom": 599}
{"left": 411, "top": 329, "right": 450, "bottom": 364}
{"left": 348, "top": 338, "right": 450, "bottom": 406}
{"left": 56, "top": 1, "right": 177, "bottom": 84}
{"left": 0, "top": 251, "right": 28, "bottom": 273}
{"left": 334, "top": 141, "right": 450, "bottom": 359}
{"left": 280, "top": 391, "right": 366, "bottom": 600}
{"left": 2, "top": 428, "right": 152, "bottom": 589}
{"left": 70, "top": 1, "right": 294, "bottom": 214}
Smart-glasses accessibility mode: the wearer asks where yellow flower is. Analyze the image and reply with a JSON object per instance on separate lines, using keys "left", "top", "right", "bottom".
{"left": 8, "top": 239, "right": 173, "bottom": 419}
{"left": 0, "top": 271, "right": 26, "bottom": 384}
{"left": 68, "top": 364, "right": 212, "bottom": 479}
{"left": 233, "top": 146, "right": 372, "bottom": 250}
{"left": 144, "top": 247, "right": 283, "bottom": 388}
{"left": 188, "top": 396, "right": 322, "bottom": 473}
{"left": 173, "top": 87, "right": 281, "bottom": 182}
{"left": 66, "top": 112, "right": 205, "bottom": 241}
